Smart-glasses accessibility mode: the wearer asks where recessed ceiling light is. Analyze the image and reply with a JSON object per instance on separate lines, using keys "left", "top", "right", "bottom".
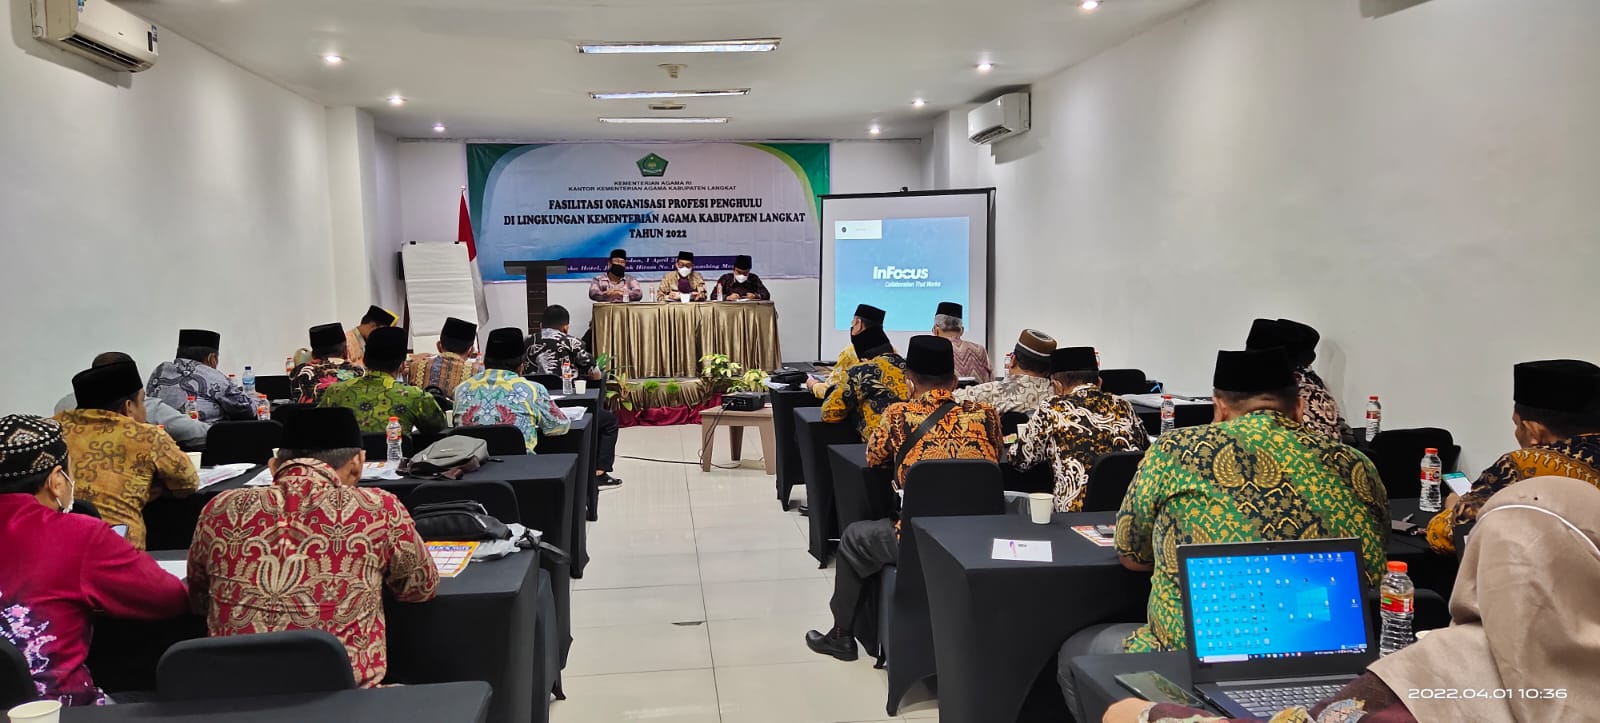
{"left": 321, "top": 54, "right": 343, "bottom": 65}
{"left": 578, "top": 39, "right": 780, "bottom": 54}
{"left": 588, "top": 89, "right": 750, "bottom": 101}
{"left": 912, "top": 98, "right": 927, "bottom": 108}
{"left": 1081, "top": 0, "right": 1100, "bottom": 9}
{"left": 387, "top": 95, "right": 406, "bottom": 106}
{"left": 598, "top": 117, "right": 729, "bottom": 124}
{"left": 976, "top": 61, "right": 994, "bottom": 73}
{"left": 869, "top": 125, "right": 882, "bottom": 135}
{"left": 432, "top": 123, "right": 446, "bottom": 133}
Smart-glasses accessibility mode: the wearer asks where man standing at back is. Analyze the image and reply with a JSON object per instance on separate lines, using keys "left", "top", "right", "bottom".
{"left": 345, "top": 305, "right": 398, "bottom": 367}
{"left": 1011, "top": 346, "right": 1149, "bottom": 512}
{"left": 820, "top": 325, "right": 909, "bottom": 442}
{"left": 146, "top": 329, "right": 254, "bottom": 422}
{"left": 188, "top": 406, "right": 439, "bottom": 688}
{"left": 454, "top": 328, "right": 571, "bottom": 453}
{"left": 932, "top": 302, "right": 990, "bottom": 381}
{"left": 320, "top": 327, "right": 445, "bottom": 436}
{"left": 291, "top": 323, "right": 366, "bottom": 404}
{"left": 806, "top": 304, "right": 886, "bottom": 399}
{"left": 404, "top": 317, "right": 482, "bottom": 396}
{"left": 953, "top": 329, "right": 1057, "bottom": 415}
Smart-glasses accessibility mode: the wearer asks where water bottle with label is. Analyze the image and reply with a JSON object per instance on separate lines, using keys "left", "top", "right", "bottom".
{"left": 561, "top": 359, "right": 575, "bottom": 395}
{"left": 1378, "top": 561, "right": 1416, "bottom": 656}
{"left": 1419, "top": 447, "right": 1443, "bottom": 512}
{"left": 1159, "top": 394, "right": 1175, "bottom": 435}
{"left": 185, "top": 395, "right": 199, "bottom": 420}
{"left": 241, "top": 365, "right": 255, "bottom": 398}
{"left": 385, "top": 417, "right": 404, "bottom": 466}
{"left": 255, "top": 394, "right": 271, "bottom": 421}
{"left": 1365, "top": 395, "right": 1382, "bottom": 442}
{"left": 285, "top": 356, "right": 295, "bottom": 374}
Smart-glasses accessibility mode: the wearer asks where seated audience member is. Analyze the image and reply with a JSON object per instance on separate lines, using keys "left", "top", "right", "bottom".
{"left": 820, "top": 325, "right": 909, "bottom": 442}
{"left": 57, "top": 351, "right": 208, "bottom": 451}
{"left": 588, "top": 248, "right": 643, "bottom": 303}
{"left": 404, "top": 316, "right": 483, "bottom": 396}
{"left": 657, "top": 251, "right": 708, "bottom": 301}
{"left": 932, "top": 302, "right": 991, "bottom": 381}
{"left": 1010, "top": 346, "right": 1149, "bottom": 512}
{"left": 1245, "top": 318, "right": 1346, "bottom": 439}
{"left": 805, "top": 336, "right": 1002, "bottom": 661}
{"left": 345, "top": 305, "right": 398, "bottom": 367}
{"left": 805, "top": 304, "right": 886, "bottom": 399}
{"left": 526, "top": 305, "right": 623, "bottom": 489}
{"left": 1104, "top": 475, "right": 1598, "bottom": 723}
{"left": 319, "top": 327, "right": 445, "bottom": 436}
{"left": 55, "top": 361, "right": 198, "bottom": 551}
{"left": 145, "top": 329, "right": 255, "bottom": 423}
{"left": 0, "top": 415, "right": 190, "bottom": 706}
{"left": 453, "top": 327, "right": 570, "bottom": 453}
{"left": 952, "top": 329, "right": 1058, "bottom": 415}
{"left": 713, "top": 255, "right": 771, "bottom": 301}
{"left": 291, "top": 323, "right": 366, "bottom": 404}
{"left": 188, "top": 407, "right": 438, "bottom": 688}
{"left": 1426, "top": 359, "right": 1600, "bottom": 554}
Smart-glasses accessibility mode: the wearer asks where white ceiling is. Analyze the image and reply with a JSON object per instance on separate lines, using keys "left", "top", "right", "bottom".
{"left": 123, "top": 0, "right": 1202, "bottom": 141}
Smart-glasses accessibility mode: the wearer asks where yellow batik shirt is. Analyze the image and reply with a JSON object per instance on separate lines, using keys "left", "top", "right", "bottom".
{"left": 821, "top": 353, "right": 909, "bottom": 441}
{"left": 54, "top": 408, "right": 200, "bottom": 550}
{"left": 1425, "top": 432, "right": 1600, "bottom": 554}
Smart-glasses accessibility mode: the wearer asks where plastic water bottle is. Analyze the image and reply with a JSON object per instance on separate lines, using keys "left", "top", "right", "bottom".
{"left": 1378, "top": 561, "right": 1416, "bottom": 656}
{"left": 385, "top": 417, "right": 404, "bottom": 465}
{"left": 1419, "top": 447, "right": 1443, "bottom": 512}
{"left": 241, "top": 365, "right": 256, "bottom": 398}
{"left": 185, "top": 395, "right": 199, "bottom": 420}
{"left": 1365, "top": 395, "right": 1382, "bottom": 442}
{"left": 255, "top": 394, "right": 271, "bottom": 421}
{"left": 1159, "top": 394, "right": 1175, "bottom": 434}
{"left": 561, "top": 359, "right": 575, "bottom": 395}
{"left": 284, "top": 356, "right": 294, "bottom": 374}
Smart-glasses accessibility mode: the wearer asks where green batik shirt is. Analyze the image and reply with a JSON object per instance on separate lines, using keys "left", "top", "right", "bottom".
{"left": 319, "top": 371, "right": 448, "bottom": 436}
{"left": 1114, "top": 410, "right": 1389, "bottom": 653}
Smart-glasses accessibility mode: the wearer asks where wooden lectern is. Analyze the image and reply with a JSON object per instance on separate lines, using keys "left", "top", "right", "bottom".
{"left": 503, "top": 260, "right": 569, "bottom": 334}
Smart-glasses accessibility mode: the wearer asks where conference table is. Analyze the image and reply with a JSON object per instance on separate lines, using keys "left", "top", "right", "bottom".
{"left": 769, "top": 385, "right": 821, "bottom": 510}
{"left": 538, "top": 414, "right": 597, "bottom": 577}
{"left": 592, "top": 300, "right": 780, "bottom": 378}
{"left": 794, "top": 406, "right": 863, "bottom": 564}
{"left": 62, "top": 682, "right": 493, "bottom": 722}
{"left": 1068, "top": 651, "right": 1191, "bottom": 723}
{"left": 91, "top": 551, "right": 546, "bottom": 723}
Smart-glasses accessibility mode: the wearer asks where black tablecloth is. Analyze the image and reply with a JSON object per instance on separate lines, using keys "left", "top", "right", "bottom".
{"left": 550, "top": 388, "right": 601, "bottom": 412}
{"left": 143, "top": 464, "right": 267, "bottom": 551}
{"left": 827, "top": 444, "right": 895, "bottom": 533}
{"left": 539, "top": 416, "right": 596, "bottom": 577}
{"left": 1070, "top": 651, "right": 1191, "bottom": 723}
{"left": 1386, "top": 498, "right": 1460, "bottom": 597}
{"left": 62, "top": 681, "right": 493, "bottom": 722}
{"left": 90, "top": 551, "right": 541, "bottom": 723}
{"left": 770, "top": 386, "right": 821, "bottom": 510}
{"left": 794, "top": 406, "right": 861, "bottom": 564}
{"left": 914, "top": 513, "right": 1153, "bottom": 723}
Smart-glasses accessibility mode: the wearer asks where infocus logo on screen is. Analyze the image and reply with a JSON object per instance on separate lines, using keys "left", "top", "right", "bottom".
{"left": 872, "top": 266, "right": 930, "bottom": 280}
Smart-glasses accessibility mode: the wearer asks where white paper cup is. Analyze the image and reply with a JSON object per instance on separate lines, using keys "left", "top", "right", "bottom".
{"left": 574, "top": 380, "right": 588, "bottom": 395}
{"left": 9, "top": 700, "right": 62, "bottom": 723}
{"left": 186, "top": 452, "right": 204, "bottom": 470}
{"left": 1027, "top": 493, "right": 1054, "bottom": 524}
{"left": 678, "top": 293, "right": 691, "bottom": 304}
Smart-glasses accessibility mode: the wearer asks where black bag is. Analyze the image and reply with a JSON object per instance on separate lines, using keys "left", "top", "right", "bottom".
{"left": 411, "top": 501, "right": 511, "bottom": 542}
{"left": 401, "top": 435, "right": 490, "bottom": 479}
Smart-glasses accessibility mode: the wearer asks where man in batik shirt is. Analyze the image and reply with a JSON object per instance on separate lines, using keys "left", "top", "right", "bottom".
{"left": 188, "top": 407, "right": 438, "bottom": 688}
{"left": 404, "top": 316, "right": 482, "bottom": 396}
{"left": 932, "top": 302, "right": 991, "bottom": 381}
{"left": 525, "top": 306, "right": 623, "bottom": 489}
{"left": 953, "top": 329, "right": 1057, "bottom": 415}
{"left": 657, "top": 251, "right": 709, "bottom": 301}
{"left": 712, "top": 255, "right": 772, "bottom": 301}
{"left": 806, "top": 336, "right": 1002, "bottom": 661}
{"left": 291, "top": 323, "right": 366, "bottom": 404}
{"left": 146, "top": 329, "right": 255, "bottom": 422}
{"left": 1247, "top": 318, "right": 1347, "bottom": 439}
{"left": 1426, "top": 359, "right": 1600, "bottom": 554}
{"left": 805, "top": 304, "right": 885, "bottom": 399}
{"left": 453, "top": 328, "right": 570, "bottom": 453}
{"left": 320, "top": 327, "right": 445, "bottom": 436}
{"left": 588, "top": 248, "right": 643, "bottom": 303}
{"left": 344, "top": 305, "right": 398, "bottom": 367}
{"left": 821, "top": 325, "right": 909, "bottom": 441}
{"left": 1011, "top": 347, "right": 1149, "bottom": 512}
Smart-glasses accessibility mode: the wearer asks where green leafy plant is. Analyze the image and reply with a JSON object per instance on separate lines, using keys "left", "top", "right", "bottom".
{"left": 641, "top": 380, "right": 662, "bottom": 392}
{"left": 699, "top": 353, "right": 769, "bottom": 393}
{"left": 603, "top": 359, "right": 635, "bottom": 411}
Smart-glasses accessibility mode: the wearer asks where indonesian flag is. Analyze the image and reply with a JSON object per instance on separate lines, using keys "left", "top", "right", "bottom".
{"left": 460, "top": 187, "right": 488, "bottom": 324}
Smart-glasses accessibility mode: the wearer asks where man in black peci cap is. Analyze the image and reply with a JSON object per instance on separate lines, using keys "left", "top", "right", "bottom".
{"left": 1245, "top": 318, "right": 1347, "bottom": 440}
{"left": 1425, "top": 359, "right": 1600, "bottom": 554}
{"left": 291, "top": 323, "right": 367, "bottom": 404}
{"left": 820, "top": 325, "right": 909, "bottom": 442}
{"left": 346, "top": 305, "right": 399, "bottom": 367}
{"left": 146, "top": 328, "right": 256, "bottom": 423}
{"left": 713, "top": 254, "right": 771, "bottom": 301}
{"left": 589, "top": 248, "right": 643, "bottom": 303}
{"left": 404, "top": 316, "right": 484, "bottom": 395}
{"left": 932, "top": 301, "right": 991, "bottom": 381}
{"left": 452, "top": 328, "right": 571, "bottom": 453}
{"left": 319, "top": 327, "right": 445, "bottom": 436}
{"left": 806, "top": 303, "right": 887, "bottom": 399}
{"left": 1010, "top": 346, "right": 1148, "bottom": 512}
{"left": 657, "top": 251, "right": 708, "bottom": 302}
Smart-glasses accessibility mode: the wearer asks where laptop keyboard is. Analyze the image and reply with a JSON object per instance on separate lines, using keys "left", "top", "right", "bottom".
{"left": 1228, "top": 684, "right": 1345, "bottom": 716}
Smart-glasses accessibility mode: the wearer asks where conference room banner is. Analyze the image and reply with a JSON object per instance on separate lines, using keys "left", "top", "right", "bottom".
{"left": 467, "top": 142, "right": 829, "bottom": 282}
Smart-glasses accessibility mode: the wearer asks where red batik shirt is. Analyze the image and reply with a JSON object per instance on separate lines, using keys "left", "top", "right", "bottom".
{"left": 188, "top": 460, "right": 439, "bottom": 687}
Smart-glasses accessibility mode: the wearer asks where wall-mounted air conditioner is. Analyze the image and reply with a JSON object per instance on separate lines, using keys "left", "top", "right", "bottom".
{"left": 967, "top": 92, "right": 1031, "bottom": 145}
{"left": 32, "top": 0, "right": 159, "bottom": 73}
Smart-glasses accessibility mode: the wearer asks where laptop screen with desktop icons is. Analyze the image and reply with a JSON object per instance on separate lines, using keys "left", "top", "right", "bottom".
{"left": 1178, "top": 538, "right": 1377, "bottom": 683}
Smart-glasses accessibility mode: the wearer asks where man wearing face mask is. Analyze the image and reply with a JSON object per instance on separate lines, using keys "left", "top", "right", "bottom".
{"left": 713, "top": 255, "right": 771, "bottom": 301}
{"left": 588, "top": 248, "right": 643, "bottom": 303}
{"left": 657, "top": 250, "right": 708, "bottom": 302}
{"left": 0, "top": 414, "right": 191, "bottom": 706}
{"left": 54, "top": 361, "right": 199, "bottom": 551}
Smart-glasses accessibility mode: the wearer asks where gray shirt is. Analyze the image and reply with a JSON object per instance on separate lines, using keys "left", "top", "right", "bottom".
{"left": 146, "top": 359, "right": 256, "bottom": 423}
{"left": 952, "top": 374, "right": 1056, "bottom": 416}
{"left": 54, "top": 394, "right": 209, "bottom": 451}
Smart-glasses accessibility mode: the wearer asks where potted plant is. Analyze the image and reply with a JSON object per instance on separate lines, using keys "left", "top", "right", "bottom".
{"left": 699, "top": 354, "right": 769, "bottom": 394}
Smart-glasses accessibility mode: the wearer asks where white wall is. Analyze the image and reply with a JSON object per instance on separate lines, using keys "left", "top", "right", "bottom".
{"left": 0, "top": 9, "right": 338, "bottom": 413}
{"left": 935, "top": 0, "right": 1600, "bottom": 470}
{"left": 394, "top": 140, "right": 927, "bottom": 363}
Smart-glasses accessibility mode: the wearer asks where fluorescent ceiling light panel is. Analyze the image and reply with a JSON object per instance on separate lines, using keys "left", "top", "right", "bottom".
{"left": 578, "top": 39, "right": 780, "bottom": 54}
{"left": 589, "top": 89, "right": 751, "bottom": 100}
{"left": 598, "top": 117, "right": 729, "bottom": 124}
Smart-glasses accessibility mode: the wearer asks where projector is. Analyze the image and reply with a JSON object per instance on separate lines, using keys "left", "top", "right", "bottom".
{"left": 722, "top": 392, "right": 767, "bottom": 412}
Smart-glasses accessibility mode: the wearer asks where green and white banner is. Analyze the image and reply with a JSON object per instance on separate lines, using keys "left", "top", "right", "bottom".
{"left": 467, "top": 142, "right": 830, "bottom": 281}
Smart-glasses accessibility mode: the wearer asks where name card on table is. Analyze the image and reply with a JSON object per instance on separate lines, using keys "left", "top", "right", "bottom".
{"left": 991, "top": 538, "right": 1053, "bottom": 562}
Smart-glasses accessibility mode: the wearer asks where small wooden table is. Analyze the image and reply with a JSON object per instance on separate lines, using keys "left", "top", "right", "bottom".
{"left": 699, "top": 406, "right": 777, "bottom": 474}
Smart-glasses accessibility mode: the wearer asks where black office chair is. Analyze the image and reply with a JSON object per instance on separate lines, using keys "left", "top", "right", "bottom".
{"left": 883, "top": 459, "right": 1006, "bottom": 716}
{"left": 527, "top": 374, "right": 563, "bottom": 391}
{"left": 270, "top": 403, "right": 315, "bottom": 424}
{"left": 997, "top": 412, "right": 1056, "bottom": 494}
{"left": 451, "top": 425, "right": 529, "bottom": 456}
{"left": 1098, "top": 369, "right": 1151, "bottom": 395}
{"left": 70, "top": 499, "right": 102, "bottom": 519}
{"left": 202, "top": 420, "right": 283, "bottom": 466}
{"left": 1, "top": 637, "right": 33, "bottom": 711}
{"left": 360, "top": 432, "right": 414, "bottom": 461}
{"left": 1082, "top": 450, "right": 1145, "bottom": 512}
{"left": 156, "top": 630, "right": 355, "bottom": 701}
{"left": 409, "top": 479, "right": 521, "bottom": 524}
{"left": 1365, "top": 428, "right": 1460, "bottom": 499}
{"left": 1173, "top": 402, "right": 1215, "bottom": 429}
{"left": 253, "top": 375, "right": 293, "bottom": 402}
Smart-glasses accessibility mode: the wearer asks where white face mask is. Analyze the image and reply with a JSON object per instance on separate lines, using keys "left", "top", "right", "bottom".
{"left": 55, "top": 469, "right": 75, "bottom": 512}
{"left": 733, "top": 274, "right": 748, "bottom": 284}
{"left": 677, "top": 267, "right": 692, "bottom": 278}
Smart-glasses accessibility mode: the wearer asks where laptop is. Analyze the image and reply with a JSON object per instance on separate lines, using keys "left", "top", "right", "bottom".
{"left": 1177, "top": 537, "right": 1376, "bottom": 718}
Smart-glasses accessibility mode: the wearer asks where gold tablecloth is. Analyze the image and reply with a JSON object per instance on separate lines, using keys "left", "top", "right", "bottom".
{"left": 594, "top": 301, "right": 781, "bottom": 379}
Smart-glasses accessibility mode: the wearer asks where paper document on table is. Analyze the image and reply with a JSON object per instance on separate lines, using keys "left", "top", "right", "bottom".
{"left": 1443, "top": 472, "right": 1471, "bottom": 497}
{"left": 243, "top": 468, "right": 274, "bottom": 487}
{"left": 560, "top": 406, "right": 587, "bottom": 421}
{"left": 198, "top": 463, "right": 255, "bottom": 489}
{"left": 1123, "top": 394, "right": 1209, "bottom": 407}
{"left": 1071, "top": 525, "right": 1118, "bottom": 547}
{"left": 362, "top": 461, "right": 403, "bottom": 481}
{"left": 156, "top": 560, "right": 187, "bottom": 580}
{"left": 991, "top": 539, "right": 1053, "bottom": 562}
{"left": 427, "top": 541, "right": 479, "bottom": 578}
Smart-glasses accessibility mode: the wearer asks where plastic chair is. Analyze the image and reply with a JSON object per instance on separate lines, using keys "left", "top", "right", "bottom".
{"left": 451, "top": 424, "right": 530, "bottom": 456}
{"left": 253, "top": 375, "right": 293, "bottom": 402}
{"left": 1, "top": 637, "right": 33, "bottom": 711}
{"left": 202, "top": 420, "right": 283, "bottom": 466}
{"left": 156, "top": 630, "right": 355, "bottom": 701}
{"left": 1082, "top": 450, "right": 1144, "bottom": 512}
{"left": 1098, "top": 369, "right": 1151, "bottom": 395}
{"left": 409, "top": 479, "right": 521, "bottom": 524}
{"left": 1366, "top": 428, "right": 1461, "bottom": 499}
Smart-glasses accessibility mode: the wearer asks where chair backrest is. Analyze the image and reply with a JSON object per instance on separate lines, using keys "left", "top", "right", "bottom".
{"left": 410, "top": 479, "right": 521, "bottom": 524}
{"left": 1098, "top": 369, "right": 1150, "bottom": 395}
{"left": 1368, "top": 427, "right": 1459, "bottom": 499}
{"left": 1173, "top": 402, "right": 1215, "bottom": 428}
{"left": 156, "top": 630, "right": 355, "bottom": 701}
{"left": 450, "top": 424, "right": 529, "bottom": 456}
{"left": 203, "top": 420, "right": 284, "bottom": 466}
{"left": 1083, "top": 450, "right": 1144, "bottom": 512}
{"left": 0, "top": 636, "right": 34, "bottom": 711}
{"left": 528, "top": 374, "right": 563, "bottom": 390}
{"left": 253, "top": 375, "right": 293, "bottom": 402}
{"left": 270, "top": 403, "right": 315, "bottom": 424}
{"left": 999, "top": 411, "right": 1031, "bottom": 437}
{"left": 901, "top": 459, "right": 1007, "bottom": 523}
